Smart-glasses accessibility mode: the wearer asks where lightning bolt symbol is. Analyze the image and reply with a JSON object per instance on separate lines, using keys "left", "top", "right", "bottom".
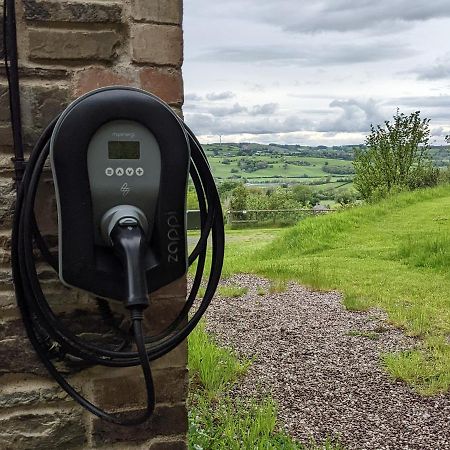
{"left": 120, "top": 183, "right": 130, "bottom": 197}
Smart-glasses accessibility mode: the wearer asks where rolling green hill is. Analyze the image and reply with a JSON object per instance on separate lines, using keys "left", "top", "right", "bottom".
{"left": 212, "top": 185, "right": 450, "bottom": 394}
{"left": 203, "top": 143, "right": 356, "bottom": 185}
{"left": 208, "top": 154, "right": 353, "bottom": 181}
{"left": 202, "top": 143, "right": 450, "bottom": 190}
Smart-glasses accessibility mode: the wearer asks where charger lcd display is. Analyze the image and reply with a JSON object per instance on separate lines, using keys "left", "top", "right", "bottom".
{"left": 108, "top": 141, "right": 140, "bottom": 159}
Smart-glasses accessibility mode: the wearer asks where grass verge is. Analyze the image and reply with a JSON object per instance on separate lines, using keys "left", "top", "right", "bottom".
{"left": 188, "top": 321, "right": 250, "bottom": 399}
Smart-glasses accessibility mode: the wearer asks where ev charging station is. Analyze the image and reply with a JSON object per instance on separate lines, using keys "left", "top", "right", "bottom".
{"left": 12, "top": 86, "right": 224, "bottom": 425}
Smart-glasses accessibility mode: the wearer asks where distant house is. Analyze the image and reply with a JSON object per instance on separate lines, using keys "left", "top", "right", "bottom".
{"left": 313, "top": 204, "right": 330, "bottom": 213}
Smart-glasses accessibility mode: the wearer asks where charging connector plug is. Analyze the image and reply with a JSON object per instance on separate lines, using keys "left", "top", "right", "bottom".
{"left": 109, "top": 218, "right": 149, "bottom": 310}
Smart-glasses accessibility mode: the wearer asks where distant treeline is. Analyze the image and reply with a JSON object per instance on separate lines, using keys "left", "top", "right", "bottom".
{"left": 204, "top": 142, "right": 450, "bottom": 166}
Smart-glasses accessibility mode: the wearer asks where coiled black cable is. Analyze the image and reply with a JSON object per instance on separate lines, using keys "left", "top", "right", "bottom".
{"left": 11, "top": 117, "right": 225, "bottom": 425}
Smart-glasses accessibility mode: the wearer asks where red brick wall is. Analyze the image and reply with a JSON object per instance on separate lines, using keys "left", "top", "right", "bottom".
{"left": 0, "top": 1, "right": 187, "bottom": 448}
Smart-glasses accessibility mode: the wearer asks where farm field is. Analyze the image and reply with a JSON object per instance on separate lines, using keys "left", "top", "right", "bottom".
{"left": 202, "top": 143, "right": 356, "bottom": 189}
{"left": 207, "top": 155, "right": 352, "bottom": 180}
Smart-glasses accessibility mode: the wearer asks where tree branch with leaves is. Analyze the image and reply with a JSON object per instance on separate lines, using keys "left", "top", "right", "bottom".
{"left": 353, "top": 110, "right": 439, "bottom": 200}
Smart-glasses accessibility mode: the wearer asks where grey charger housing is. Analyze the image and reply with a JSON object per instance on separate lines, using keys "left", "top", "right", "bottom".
{"left": 50, "top": 86, "right": 190, "bottom": 301}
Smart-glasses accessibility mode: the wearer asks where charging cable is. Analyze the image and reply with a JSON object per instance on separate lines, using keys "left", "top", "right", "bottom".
{"left": 11, "top": 118, "right": 224, "bottom": 425}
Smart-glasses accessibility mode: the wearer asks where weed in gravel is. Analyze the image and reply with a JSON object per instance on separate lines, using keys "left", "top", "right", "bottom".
{"left": 308, "top": 437, "right": 346, "bottom": 450}
{"left": 269, "top": 279, "right": 288, "bottom": 294}
{"left": 257, "top": 286, "right": 267, "bottom": 296}
{"left": 218, "top": 284, "right": 248, "bottom": 298}
{"left": 373, "top": 324, "right": 390, "bottom": 334}
{"left": 346, "top": 330, "right": 380, "bottom": 340}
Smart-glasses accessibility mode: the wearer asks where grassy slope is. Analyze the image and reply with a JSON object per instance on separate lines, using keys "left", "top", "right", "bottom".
{"left": 214, "top": 185, "right": 450, "bottom": 394}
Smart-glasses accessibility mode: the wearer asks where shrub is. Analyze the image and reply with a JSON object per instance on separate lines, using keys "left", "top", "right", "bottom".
{"left": 353, "top": 110, "right": 439, "bottom": 200}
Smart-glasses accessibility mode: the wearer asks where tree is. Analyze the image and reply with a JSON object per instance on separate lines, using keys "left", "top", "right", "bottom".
{"left": 353, "top": 110, "right": 439, "bottom": 200}
{"left": 292, "top": 185, "right": 319, "bottom": 206}
{"left": 218, "top": 180, "right": 239, "bottom": 197}
{"left": 334, "top": 189, "right": 357, "bottom": 206}
{"left": 229, "top": 184, "right": 248, "bottom": 211}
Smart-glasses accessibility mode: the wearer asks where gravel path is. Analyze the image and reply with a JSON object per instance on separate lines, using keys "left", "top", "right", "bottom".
{"left": 204, "top": 274, "right": 450, "bottom": 450}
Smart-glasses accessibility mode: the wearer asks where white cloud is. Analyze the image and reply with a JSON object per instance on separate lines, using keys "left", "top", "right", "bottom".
{"left": 415, "top": 53, "right": 450, "bottom": 80}
{"left": 387, "top": 95, "right": 450, "bottom": 107}
{"left": 250, "top": 103, "right": 279, "bottom": 115}
{"left": 197, "top": 41, "right": 415, "bottom": 66}
{"left": 205, "top": 91, "right": 236, "bottom": 101}
{"left": 185, "top": 93, "right": 203, "bottom": 101}
{"left": 185, "top": 98, "right": 384, "bottom": 136}
{"left": 185, "top": 111, "right": 311, "bottom": 136}
{"left": 206, "top": 103, "right": 247, "bottom": 117}
{"left": 318, "top": 99, "right": 385, "bottom": 132}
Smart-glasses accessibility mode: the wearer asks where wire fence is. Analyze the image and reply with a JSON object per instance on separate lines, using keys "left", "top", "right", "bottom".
{"left": 226, "top": 208, "right": 334, "bottom": 226}
{"left": 187, "top": 208, "right": 335, "bottom": 229}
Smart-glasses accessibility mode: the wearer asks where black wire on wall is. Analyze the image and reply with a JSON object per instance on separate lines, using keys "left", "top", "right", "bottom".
{"left": 3, "top": 0, "right": 25, "bottom": 186}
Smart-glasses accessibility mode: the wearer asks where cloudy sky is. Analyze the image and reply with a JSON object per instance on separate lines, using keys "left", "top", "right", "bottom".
{"left": 182, "top": 0, "right": 450, "bottom": 146}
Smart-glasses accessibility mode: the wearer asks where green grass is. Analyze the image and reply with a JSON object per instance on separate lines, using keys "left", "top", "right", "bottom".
{"left": 188, "top": 321, "right": 343, "bottom": 449}
{"left": 342, "top": 293, "right": 370, "bottom": 311}
{"left": 382, "top": 335, "right": 450, "bottom": 395}
{"left": 218, "top": 284, "right": 248, "bottom": 298}
{"left": 200, "top": 228, "right": 283, "bottom": 279}
{"left": 397, "top": 232, "right": 450, "bottom": 271}
{"left": 188, "top": 321, "right": 250, "bottom": 399}
{"left": 197, "top": 185, "right": 450, "bottom": 394}
{"left": 189, "top": 395, "right": 344, "bottom": 450}
{"left": 189, "top": 396, "right": 299, "bottom": 450}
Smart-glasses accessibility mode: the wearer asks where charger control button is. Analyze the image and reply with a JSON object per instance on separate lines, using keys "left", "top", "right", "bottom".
{"left": 126, "top": 167, "right": 134, "bottom": 176}
{"left": 116, "top": 167, "right": 124, "bottom": 176}
{"left": 105, "top": 167, "right": 114, "bottom": 176}
{"left": 136, "top": 167, "right": 144, "bottom": 176}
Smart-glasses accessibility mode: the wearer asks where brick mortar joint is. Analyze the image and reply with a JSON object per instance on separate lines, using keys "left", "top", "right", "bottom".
{"left": 131, "top": 19, "right": 182, "bottom": 27}
{"left": 0, "top": 404, "right": 81, "bottom": 420}
{"left": 100, "top": 401, "right": 186, "bottom": 411}
{"left": 147, "top": 434, "right": 188, "bottom": 444}
{"left": 132, "top": 62, "right": 183, "bottom": 70}
{"left": 26, "top": 23, "right": 124, "bottom": 33}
